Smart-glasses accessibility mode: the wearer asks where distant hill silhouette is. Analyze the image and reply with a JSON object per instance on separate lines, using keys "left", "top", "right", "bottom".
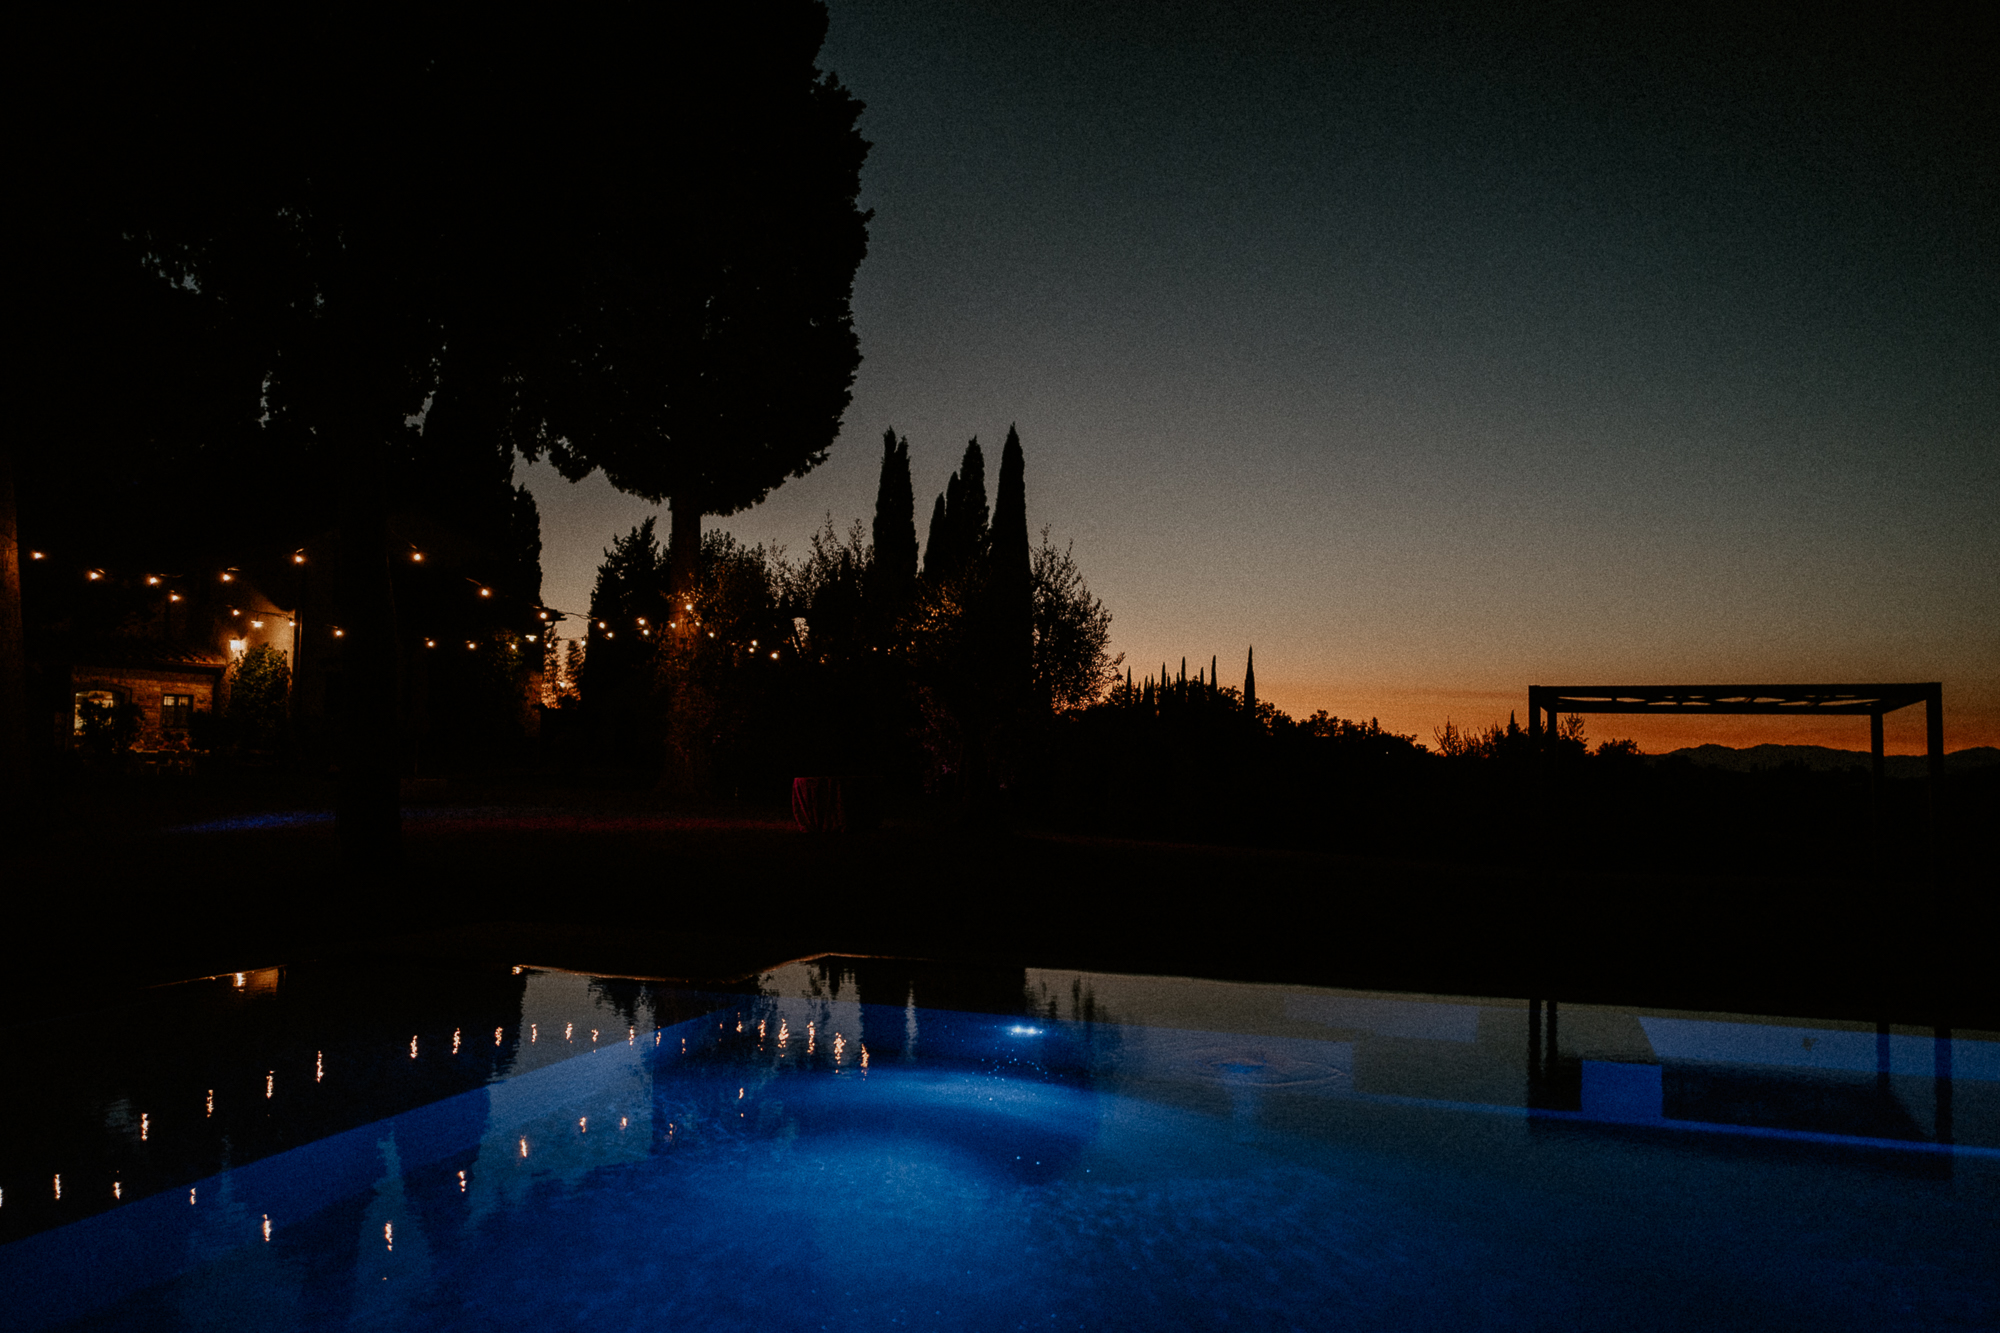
{"left": 1656, "top": 743, "right": 2000, "bottom": 779}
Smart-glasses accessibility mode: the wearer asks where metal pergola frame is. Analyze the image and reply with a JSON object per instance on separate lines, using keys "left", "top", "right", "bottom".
{"left": 1526, "top": 683, "right": 1944, "bottom": 788}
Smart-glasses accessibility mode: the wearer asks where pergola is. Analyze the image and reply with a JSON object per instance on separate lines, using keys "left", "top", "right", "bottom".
{"left": 1526, "top": 682, "right": 1943, "bottom": 785}
{"left": 1527, "top": 684, "right": 1946, "bottom": 857}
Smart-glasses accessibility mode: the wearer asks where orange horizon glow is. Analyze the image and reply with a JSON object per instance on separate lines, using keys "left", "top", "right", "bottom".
{"left": 1258, "top": 679, "right": 2000, "bottom": 756}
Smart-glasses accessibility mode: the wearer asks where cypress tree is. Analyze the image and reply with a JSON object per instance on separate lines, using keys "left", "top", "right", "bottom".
{"left": 922, "top": 491, "right": 949, "bottom": 579}
{"left": 870, "top": 428, "right": 918, "bottom": 612}
{"left": 1243, "top": 646, "right": 1256, "bottom": 716}
{"left": 957, "top": 438, "right": 990, "bottom": 550}
{"left": 990, "top": 424, "right": 1032, "bottom": 698}
{"left": 938, "top": 470, "right": 965, "bottom": 574}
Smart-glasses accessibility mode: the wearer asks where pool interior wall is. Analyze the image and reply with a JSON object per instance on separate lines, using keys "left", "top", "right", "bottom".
{"left": 2, "top": 960, "right": 1995, "bottom": 1331}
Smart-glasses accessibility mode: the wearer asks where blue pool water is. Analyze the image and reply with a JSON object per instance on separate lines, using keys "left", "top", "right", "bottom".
{"left": 3, "top": 962, "right": 1995, "bottom": 1330}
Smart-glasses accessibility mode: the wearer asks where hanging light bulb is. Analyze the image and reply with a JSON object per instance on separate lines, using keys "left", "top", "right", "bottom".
{"left": 411, "top": 551, "right": 425, "bottom": 562}
{"left": 333, "top": 628, "right": 345, "bottom": 638}
{"left": 168, "top": 593, "right": 182, "bottom": 602}
{"left": 479, "top": 588, "right": 491, "bottom": 598}
{"left": 425, "top": 638, "right": 436, "bottom": 648}
{"left": 29, "top": 551, "right": 44, "bottom": 560}
{"left": 88, "top": 570, "right": 102, "bottom": 580}
{"left": 292, "top": 551, "right": 306, "bottom": 565}
{"left": 220, "top": 570, "right": 234, "bottom": 582}
{"left": 147, "top": 575, "right": 161, "bottom": 586}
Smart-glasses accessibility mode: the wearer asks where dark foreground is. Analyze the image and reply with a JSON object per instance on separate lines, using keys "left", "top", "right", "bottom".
{"left": 6, "top": 768, "right": 1993, "bottom": 1029}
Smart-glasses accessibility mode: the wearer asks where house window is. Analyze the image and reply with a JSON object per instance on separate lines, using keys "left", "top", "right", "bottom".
{"left": 74, "top": 690, "right": 120, "bottom": 734}
{"left": 162, "top": 694, "right": 195, "bottom": 731}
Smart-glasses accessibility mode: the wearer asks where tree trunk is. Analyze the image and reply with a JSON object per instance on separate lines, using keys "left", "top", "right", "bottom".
{"left": 668, "top": 497, "right": 702, "bottom": 601}
{"left": 661, "top": 496, "right": 708, "bottom": 797}
{"left": 0, "top": 445, "right": 30, "bottom": 840}
{"left": 335, "top": 434, "right": 403, "bottom": 870}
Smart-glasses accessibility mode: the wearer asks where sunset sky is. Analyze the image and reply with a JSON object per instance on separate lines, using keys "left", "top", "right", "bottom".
{"left": 525, "top": 1, "right": 1997, "bottom": 754}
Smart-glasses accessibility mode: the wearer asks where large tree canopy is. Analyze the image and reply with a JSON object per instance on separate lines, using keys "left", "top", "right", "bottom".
{"left": 522, "top": 11, "right": 872, "bottom": 589}
{"left": 25, "top": 3, "right": 870, "bottom": 859}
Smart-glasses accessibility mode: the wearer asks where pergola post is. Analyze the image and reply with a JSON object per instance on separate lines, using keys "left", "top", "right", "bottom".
{"left": 1870, "top": 709, "right": 1885, "bottom": 863}
{"left": 1925, "top": 683, "right": 1944, "bottom": 883}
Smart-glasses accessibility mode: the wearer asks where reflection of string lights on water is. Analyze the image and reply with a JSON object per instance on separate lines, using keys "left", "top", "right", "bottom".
{"left": 458, "top": 1170, "right": 467, "bottom": 1193}
{"left": 452, "top": 1028, "right": 461, "bottom": 1054}
{"left": 808, "top": 1021, "right": 816, "bottom": 1054}
{"left": 564, "top": 1022, "right": 573, "bottom": 1043}
{"left": 263, "top": 1214, "right": 272, "bottom": 1242}
{"left": 53, "top": 1175, "right": 60, "bottom": 1201}
{"left": 140, "top": 1113, "right": 149, "bottom": 1141}
{"left": 531, "top": 1024, "right": 538, "bottom": 1043}
{"left": 778, "top": 1019, "right": 790, "bottom": 1048}
{"left": 409, "top": 1036, "right": 419, "bottom": 1059}
{"left": 206, "top": 1089, "right": 214, "bottom": 1116}
{"left": 860, "top": 1045, "right": 869, "bottom": 1069}
{"left": 495, "top": 1027, "right": 503, "bottom": 1046}
{"left": 519, "top": 1137, "right": 528, "bottom": 1158}
{"left": 316, "top": 1052, "right": 323, "bottom": 1083}
{"left": 833, "top": 1032, "right": 846, "bottom": 1064}
{"left": 385, "top": 1222, "right": 393, "bottom": 1252}
{"left": 189, "top": 1189, "right": 196, "bottom": 1206}
{"left": 579, "top": 1117, "right": 587, "bottom": 1134}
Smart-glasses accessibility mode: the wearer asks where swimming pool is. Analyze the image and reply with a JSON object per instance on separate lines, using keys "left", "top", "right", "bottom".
{"left": 3, "top": 959, "right": 1994, "bottom": 1330}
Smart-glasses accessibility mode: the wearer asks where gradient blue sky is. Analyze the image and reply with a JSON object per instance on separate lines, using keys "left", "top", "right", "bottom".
{"left": 525, "top": 0, "right": 1997, "bottom": 752}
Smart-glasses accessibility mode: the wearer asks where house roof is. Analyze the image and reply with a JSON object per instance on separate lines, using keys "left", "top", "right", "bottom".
{"left": 53, "top": 636, "right": 229, "bottom": 674}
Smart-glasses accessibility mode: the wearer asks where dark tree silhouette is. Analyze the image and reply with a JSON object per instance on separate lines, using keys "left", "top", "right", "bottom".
{"left": 526, "top": 10, "right": 872, "bottom": 596}
{"left": 922, "top": 494, "right": 950, "bottom": 581}
{"left": 869, "top": 429, "right": 919, "bottom": 622}
{"left": 1244, "top": 646, "right": 1258, "bottom": 717}
{"left": 990, "top": 425, "right": 1033, "bottom": 695}
{"left": 924, "top": 439, "right": 990, "bottom": 581}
